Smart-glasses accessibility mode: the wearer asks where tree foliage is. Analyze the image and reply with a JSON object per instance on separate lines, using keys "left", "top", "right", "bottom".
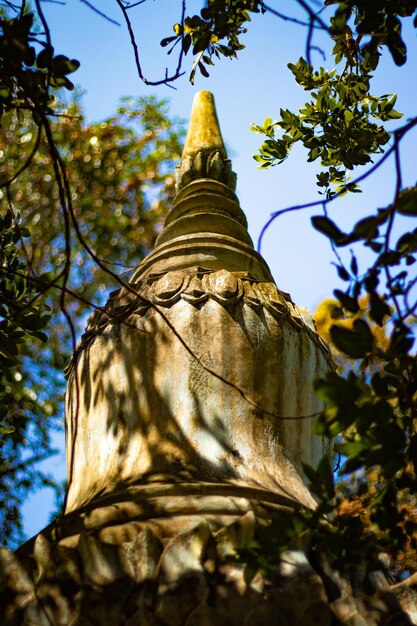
{"left": 313, "top": 298, "right": 417, "bottom": 574}
{"left": 0, "top": 3, "right": 184, "bottom": 545}
{"left": 0, "top": 6, "right": 79, "bottom": 120}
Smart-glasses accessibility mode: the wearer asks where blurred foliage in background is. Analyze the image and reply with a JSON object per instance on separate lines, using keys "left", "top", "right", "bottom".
{"left": 0, "top": 77, "right": 183, "bottom": 544}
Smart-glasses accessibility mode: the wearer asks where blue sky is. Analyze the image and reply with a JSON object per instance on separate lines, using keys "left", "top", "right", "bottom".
{"left": 21, "top": 0, "right": 417, "bottom": 538}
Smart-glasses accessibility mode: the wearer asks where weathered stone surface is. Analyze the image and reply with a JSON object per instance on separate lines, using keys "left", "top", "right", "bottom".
{"left": 392, "top": 574, "right": 417, "bottom": 624}
{"left": 213, "top": 510, "right": 256, "bottom": 560}
{"left": 1, "top": 513, "right": 416, "bottom": 625}
{"left": 64, "top": 263, "right": 332, "bottom": 513}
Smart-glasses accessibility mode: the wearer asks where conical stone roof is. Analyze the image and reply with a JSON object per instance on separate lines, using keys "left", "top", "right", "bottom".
{"left": 133, "top": 91, "right": 271, "bottom": 282}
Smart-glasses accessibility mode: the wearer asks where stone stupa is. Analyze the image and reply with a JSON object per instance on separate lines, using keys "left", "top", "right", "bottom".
{"left": 1, "top": 92, "right": 415, "bottom": 626}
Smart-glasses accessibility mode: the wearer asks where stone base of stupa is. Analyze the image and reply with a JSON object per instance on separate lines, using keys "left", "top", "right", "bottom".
{"left": 1, "top": 487, "right": 416, "bottom": 626}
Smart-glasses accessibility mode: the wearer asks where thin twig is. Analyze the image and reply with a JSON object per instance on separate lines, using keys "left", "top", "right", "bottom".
{"left": 34, "top": 0, "right": 52, "bottom": 101}
{"left": 305, "top": 15, "right": 314, "bottom": 66}
{"left": 264, "top": 4, "right": 318, "bottom": 28}
{"left": 115, "top": 0, "right": 186, "bottom": 86}
{"left": 322, "top": 201, "right": 346, "bottom": 273}
{"left": 79, "top": 0, "right": 121, "bottom": 26}
{"left": 0, "top": 451, "right": 58, "bottom": 479}
{"left": 5, "top": 266, "right": 149, "bottom": 336}
{"left": 383, "top": 134, "right": 405, "bottom": 321}
{"left": 296, "top": 0, "right": 328, "bottom": 31}
{"left": 123, "top": 0, "right": 147, "bottom": 8}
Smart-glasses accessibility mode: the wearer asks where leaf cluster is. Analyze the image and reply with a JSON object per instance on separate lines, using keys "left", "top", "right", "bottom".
{"left": 326, "top": 0, "right": 417, "bottom": 68}
{"left": 242, "top": 0, "right": 417, "bottom": 576}
{"left": 308, "top": 176, "right": 417, "bottom": 574}
{"left": 252, "top": 57, "right": 401, "bottom": 197}
{"left": 0, "top": 208, "right": 59, "bottom": 545}
{"left": 0, "top": 9, "right": 79, "bottom": 121}
{"left": 161, "top": 0, "right": 265, "bottom": 83}
{"left": 235, "top": 456, "right": 384, "bottom": 582}
{"left": 0, "top": 209, "right": 50, "bottom": 423}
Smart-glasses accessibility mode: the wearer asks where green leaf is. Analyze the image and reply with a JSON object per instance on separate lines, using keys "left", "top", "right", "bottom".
{"left": 385, "top": 109, "right": 403, "bottom": 120}
{"left": 371, "top": 371, "right": 395, "bottom": 397}
{"left": 336, "top": 440, "right": 369, "bottom": 458}
{"left": 51, "top": 55, "right": 80, "bottom": 76}
{"left": 31, "top": 331, "right": 48, "bottom": 343}
{"left": 334, "top": 289, "right": 359, "bottom": 313}
{"left": 303, "top": 456, "right": 335, "bottom": 500}
{"left": 387, "top": 30, "right": 407, "bottom": 66}
{"left": 161, "top": 36, "right": 178, "bottom": 47}
{"left": 344, "top": 109, "right": 354, "bottom": 126}
{"left": 369, "top": 292, "right": 390, "bottom": 326}
{"left": 22, "top": 313, "right": 48, "bottom": 331}
{"left": 396, "top": 187, "right": 417, "bottom": 216}
{"left": 243, "top": 562, "right": 258, "bottom": 584}
{"left": 330, "top": 319, "right": 374, "bottom": 358}
{"left": 350, "top": 254, "right": 358, "bottom": 276}
{"left": 36, "top": 45, "right": 54, "bottom": 69}
{"left": 334, "top": 264, "right": 350, "bottom": 281}
{"left": 0, "top": 423, "right": 15, "bottom": 435}
{"left": 355, "top": 402, "right": 376, "bottom": 434}
{"left": 396, "top": 229, "right": 417, "bottom": 254}
{"left": 311, "top": 216, "right": 347, "bottom": 245}
{"left": 317, "top": 455, "right": 335, "bottom": 499}
{"left": 183, "top": 34, "right": 192, "bottom": 55}
{"left": 350, "top": 213, "right": 388, "bottom": 241}
{"left": 314, "top": 371, "right": 361, "bottom": 406}
{"left": 198, "top": 61, "right": 209, "bottom": 78}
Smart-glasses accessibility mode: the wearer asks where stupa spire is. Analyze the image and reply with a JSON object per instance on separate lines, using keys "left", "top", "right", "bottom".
{"left": 182, "top": 90, "right": 227, "bottom": 156}
{"left": 131, "top": 91, "right": 271, "bottom": 281}
{"left": 175, "top": 91, "right": 236, "bottom": 191}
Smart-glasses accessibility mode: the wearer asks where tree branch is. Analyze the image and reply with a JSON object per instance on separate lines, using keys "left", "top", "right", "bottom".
{"left": 257, "top": 117, "right": 417, "bottom": 252}
{"left": 115, "top": 0, "right": 186, "bottom": 86}
{"left": 79, "top": 0, "right": 121, "bottom": 26}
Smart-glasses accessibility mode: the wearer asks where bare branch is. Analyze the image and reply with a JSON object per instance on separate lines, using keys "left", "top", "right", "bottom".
{"left": 122, "top": 0, "right": 147, "bottom": 8}
{"left": 391, "top": 572, "right": 417, "bottom": 590}
{"left": 115, "top": 0, "right": 186, "bottom": 86}
{"left": 264, "top": 4, "right": 318, "bottom": 28}
{"left": 305, "top": 15, "right": 314, "bottom": 66}
{"left": 296, "top": 0, "right": 328, "bottom": 31}
{"left": 79, "top": 0, "right": 121, "bottom": 26}
{"left": 0, "top": 1, "right": 21, "bottom": 12}
{"left": 0, "top": 451, "right": 58, "bottom": 480}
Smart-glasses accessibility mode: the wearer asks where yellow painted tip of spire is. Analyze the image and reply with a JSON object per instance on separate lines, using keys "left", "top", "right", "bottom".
{"left": 182, "top": 91, "right": 227, "bottom": 158}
